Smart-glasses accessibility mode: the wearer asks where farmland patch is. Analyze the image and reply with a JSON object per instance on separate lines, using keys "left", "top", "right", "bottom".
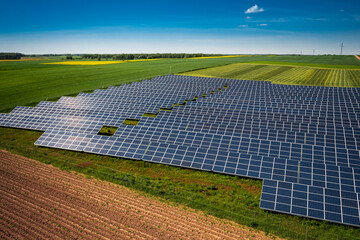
{"left": 0, "top": 149, "right": 278, "bottom": 240}
{"left": 43, "top": 59, "right": 159, "bottom": 65}
{"left": 182, "top": 63, "right": 360, "bottom": 87}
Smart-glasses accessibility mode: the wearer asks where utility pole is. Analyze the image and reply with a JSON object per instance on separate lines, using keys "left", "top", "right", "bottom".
{"left": 340, "top": 43, "right": 344, "bottom": 55}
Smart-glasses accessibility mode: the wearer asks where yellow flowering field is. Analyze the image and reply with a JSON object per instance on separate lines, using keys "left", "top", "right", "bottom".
{"left": 189, "top": 55, "right": 252, "bottom": 59}
{"left": 43, "top": 59, "right": 159, "bottom": 66}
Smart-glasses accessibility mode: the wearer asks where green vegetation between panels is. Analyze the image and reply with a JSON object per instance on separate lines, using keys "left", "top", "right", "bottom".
{"left": 97, "top": 126, "right": 118, "bottom": 136}
{"left": 0, "top": 127, "right": 359, "bottom": 240}
{"left": 159, "top": 108, "right": 172, "bottom": 111}
{"left": 143, "top": 113, "right": 158, "bottom": 118}
{"left": 123, "top": 119, "right": 140, "bottom": 126}
{"left": 181, "top": 63, "right": 360, "bottom": 87}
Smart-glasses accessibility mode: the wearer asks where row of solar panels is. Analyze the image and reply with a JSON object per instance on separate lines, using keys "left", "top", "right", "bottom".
{"left": 9, "top": 101, "right": 360, "bottom": 130}
{"left": 3, "top": 107, "right": 360, "bottom": 159}
{"left": 4, "top": 105, "right": 360, "bottom": 153}
{"left": 9, "top": 105, "right": 360, "bottom": 132}
{"left": 56, "top": 95, "right": 360, "bottom": 115}
{"left": 35, "top": 129, "right": 360, "bottom": 192}
{"left": 68, "top": 83, "right": 360, "bottom": 100}
{"left": 2, "top": 115, "right": 359, "bottom": 159}
{"left": 27, "top": 91, "right": 360, "bottom": 118}
{"left": 3, "top": 117, "right": 360, "bottom": 164}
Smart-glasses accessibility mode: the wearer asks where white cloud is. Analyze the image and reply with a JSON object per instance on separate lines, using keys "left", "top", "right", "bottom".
{"left": 245, "top": 4, "right": 264, "bottom": 14}
{"left": 238, "top": 25, "right": 248, "bottom": 27}
{"left": 339, "top": 9, "right": 345, "bottom": 12}
{"left": 246, "top": 16, "right": 252, "bottom": 19}
{"left": 257, "top": 24, "right": 268, "bottom": 26}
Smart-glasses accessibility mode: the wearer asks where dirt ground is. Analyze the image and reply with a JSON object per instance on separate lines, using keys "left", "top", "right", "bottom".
{"left": 0, "top": 149, "right": 280, "bottom": 239}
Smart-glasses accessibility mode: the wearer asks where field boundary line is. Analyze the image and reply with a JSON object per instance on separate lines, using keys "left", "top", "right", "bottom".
{"left": 246, "top": 61, "right": 360, "bottom": 70}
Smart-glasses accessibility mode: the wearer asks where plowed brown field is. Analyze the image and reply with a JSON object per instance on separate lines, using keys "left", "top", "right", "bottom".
{"left": 0, "top": 150, "right": 280, "bottom": 239}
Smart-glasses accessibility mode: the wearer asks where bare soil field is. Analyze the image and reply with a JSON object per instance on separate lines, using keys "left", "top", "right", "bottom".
{"left": 0, "top": 149, "right": 280, "bottom": 240}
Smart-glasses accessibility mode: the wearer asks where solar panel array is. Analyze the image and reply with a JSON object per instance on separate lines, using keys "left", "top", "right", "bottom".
{"left": 0, "top": 75, "right": 359, "bottom": 227}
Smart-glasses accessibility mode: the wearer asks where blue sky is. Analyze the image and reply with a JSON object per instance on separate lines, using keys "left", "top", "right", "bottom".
{"left": 1, "top": 0, "right": 359, "bottom": 54}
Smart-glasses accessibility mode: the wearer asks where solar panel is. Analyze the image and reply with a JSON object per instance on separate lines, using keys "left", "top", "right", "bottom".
{"left": 260, "top": 179, "right": 360, "bottom": 227}
{"left": 0, "top": 74, "right": 359, "bottom": 227}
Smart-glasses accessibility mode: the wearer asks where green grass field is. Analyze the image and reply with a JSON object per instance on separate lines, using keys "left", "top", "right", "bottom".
{"left": 1, "top": 55, "right": 360, "bottom": 239}
{"left": 251, "top": 55, "right": 360, "bottom": 66}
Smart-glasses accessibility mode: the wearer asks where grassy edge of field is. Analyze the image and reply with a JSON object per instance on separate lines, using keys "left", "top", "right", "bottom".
{"left": 247, "top": 61, "right": 360, "bottom": 69}
{"left": 0, "top": 127, "right": 359, "bottom": 240}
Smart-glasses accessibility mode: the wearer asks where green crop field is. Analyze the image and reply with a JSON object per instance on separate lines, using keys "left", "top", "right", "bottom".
{"left": 181, "top": 62, "right": 360, "bottom": 87}
{"left": 250, "top": 55, "right": 360, "bottom": 66}
{"left": 1, "top": 55, "right": 360, "bottom": 239}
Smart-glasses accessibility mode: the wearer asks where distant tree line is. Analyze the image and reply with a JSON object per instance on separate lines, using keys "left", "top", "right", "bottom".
{"left": 26, "top": 54, "right": 82, "bottom": 57}
{"left": 81, "top": 53, "right": 221, "bottom": 60}
{"left": 0, "top": 53, "right": 24, "bottom": 60}
{"left": 0, "top": 53, "right": 225, "bottom": 61}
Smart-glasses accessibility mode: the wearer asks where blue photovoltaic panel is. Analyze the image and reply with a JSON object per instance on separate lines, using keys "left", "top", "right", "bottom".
{"left": 260, "top": 179, "right": 360, "bottom": 227}
{"left": 0, "top": 74, "right": 359, "bottom": 227}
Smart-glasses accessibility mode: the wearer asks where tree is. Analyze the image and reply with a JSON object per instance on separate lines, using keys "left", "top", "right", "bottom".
{"left": 0, "top": 52, "right": 24, "bottom": 60}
